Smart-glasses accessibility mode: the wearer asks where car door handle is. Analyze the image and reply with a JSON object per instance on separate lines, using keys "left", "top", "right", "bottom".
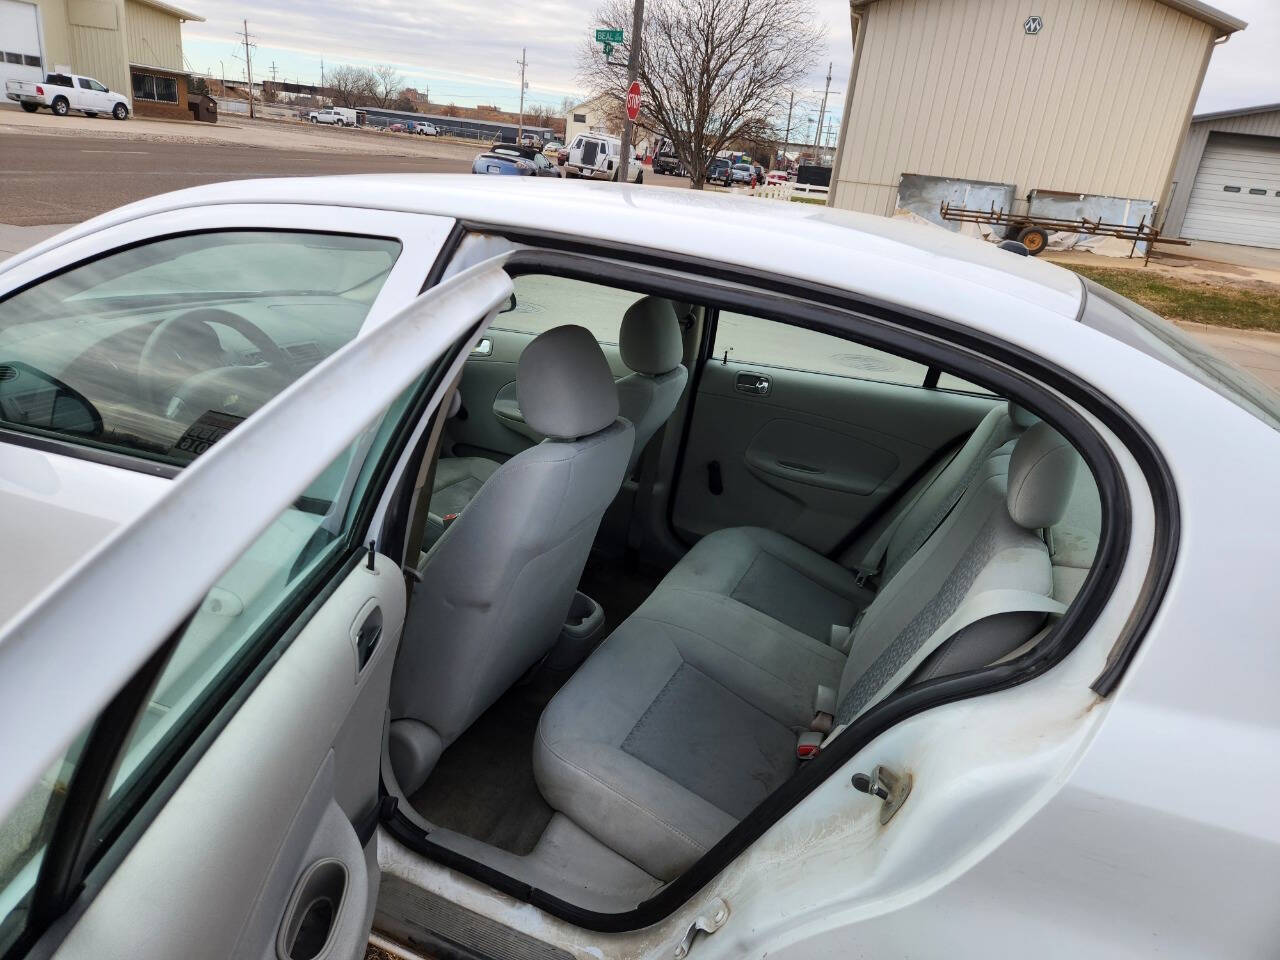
{"left": 735, "top": 372, "right": 771, "bottom": 396}
{"left": 352, "top": 604, "right": 383, "bottom": 672}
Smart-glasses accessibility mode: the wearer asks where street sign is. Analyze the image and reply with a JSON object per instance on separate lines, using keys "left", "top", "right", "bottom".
{"left": 625, "top": 80, "right": 642, "bottom": 122}
{"left": 602, "top": 41, "right": 613, "bottom": 56}
{"left": 595, "top": 29, "right": 624, "bottom": 43}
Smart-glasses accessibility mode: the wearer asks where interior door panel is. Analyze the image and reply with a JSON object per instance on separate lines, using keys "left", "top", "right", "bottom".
{"left": 52, "top": 555, "right": 407, "bottom": 960}
{"left": 447, "top": 327, "right": 628, "bottom": 461}
{"left": 673, "top": 363, "right": 997, "bottom": 554}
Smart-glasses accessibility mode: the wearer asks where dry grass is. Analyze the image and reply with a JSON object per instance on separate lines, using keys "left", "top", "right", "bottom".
{"left": 1063, "top": 264, "right": 1280, "bottom": 334}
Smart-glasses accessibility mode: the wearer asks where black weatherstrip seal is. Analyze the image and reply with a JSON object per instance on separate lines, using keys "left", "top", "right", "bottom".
{"left": 383, "top": 234, "right": 1180, "bottom": 933}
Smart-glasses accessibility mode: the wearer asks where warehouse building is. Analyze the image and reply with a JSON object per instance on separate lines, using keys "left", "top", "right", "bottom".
{"left": 0, "top": 0, "right": 203, "bottom": 119}
{"left": 1163, "top": 103, "right": 1280, "bottom": 249}
{"left": 829, "top": 0, "right": 1247, "bottom": 237}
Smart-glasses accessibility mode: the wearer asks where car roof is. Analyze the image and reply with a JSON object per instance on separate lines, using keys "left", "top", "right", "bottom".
{"left": 4, "top": 175, "right": 1083, "bottom": 322}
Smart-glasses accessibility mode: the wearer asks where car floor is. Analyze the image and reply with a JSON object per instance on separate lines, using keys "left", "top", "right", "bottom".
{"left": 407, "top": 555, "right": 666, "bottom": 855}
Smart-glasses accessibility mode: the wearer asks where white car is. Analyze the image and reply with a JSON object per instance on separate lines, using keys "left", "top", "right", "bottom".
{"left": 5, "top": 72, "right": 129, "bottom": 119}
{"left": 414, "top": 121, "right": 439, "bottom": 136}
{"left": 0, "top": 177, "right": 1276, "bottom": 960}
{"left": 563, "top": 132, "right": 643, "bottom": 183}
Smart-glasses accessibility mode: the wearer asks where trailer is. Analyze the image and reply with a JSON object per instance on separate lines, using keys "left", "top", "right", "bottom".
{"left": 938, "top": 200, "right": 1190, "bottom": 264}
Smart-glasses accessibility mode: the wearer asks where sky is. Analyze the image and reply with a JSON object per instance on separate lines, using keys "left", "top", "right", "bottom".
{"left": 183, "top": 0, "right": 1277, "bottom": 135}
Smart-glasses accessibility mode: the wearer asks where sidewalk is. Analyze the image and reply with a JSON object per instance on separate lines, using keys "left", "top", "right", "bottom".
{"left": 0, "top": 223, "right": 71, "bottom": 258}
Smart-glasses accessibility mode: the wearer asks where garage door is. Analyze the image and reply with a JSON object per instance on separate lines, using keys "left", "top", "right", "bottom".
{"left": 1182, "top": 134, "right": 1280, "bottom": 249}
{"left": 0, "top": 0, "right": 43, "bottom": 92}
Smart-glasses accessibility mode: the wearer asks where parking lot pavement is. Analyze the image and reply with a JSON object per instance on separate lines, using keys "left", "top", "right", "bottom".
{"left": 0, "top": 132, "right": 474, "bottom": 225}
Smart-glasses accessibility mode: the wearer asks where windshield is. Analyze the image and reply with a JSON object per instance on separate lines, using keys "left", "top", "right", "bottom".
{"left": 0, "top": 230, "right": 402, "bottom": 468}
{"left": 1082, "top": 279, "right": 1280, "bottom": 432}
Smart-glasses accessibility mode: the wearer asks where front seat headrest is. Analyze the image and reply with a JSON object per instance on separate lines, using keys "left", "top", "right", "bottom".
{"left": 517, "top": 324, "right": 620, "bottom": 440}
{"left": 1007, "top": 421, "right": 1078, "bottom": 530}
{"left": 620, "top": 297, "right": 683, "bottom": 376}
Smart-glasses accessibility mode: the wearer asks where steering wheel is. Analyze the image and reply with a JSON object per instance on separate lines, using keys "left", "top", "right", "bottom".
{"left": 140, "top": 307, "right": 293, "bottom": 411}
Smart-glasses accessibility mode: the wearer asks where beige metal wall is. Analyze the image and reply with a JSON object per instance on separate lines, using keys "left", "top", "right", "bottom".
{"left": 832, "top": 0, "right": 1216, "bottom": 217}
{"left": 124, "top": 0, "right": 181, "bottom": 70}
{"left": 1165, "top": 108, "right": 1280, "bottom": 235}
{"left": 34, "top": 0, "right": 130, "bottom": 96}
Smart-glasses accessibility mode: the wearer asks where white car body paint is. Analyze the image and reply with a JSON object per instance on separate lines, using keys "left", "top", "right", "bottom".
{"left": 1, "top": 178, "right": 1277, "bottom": 957}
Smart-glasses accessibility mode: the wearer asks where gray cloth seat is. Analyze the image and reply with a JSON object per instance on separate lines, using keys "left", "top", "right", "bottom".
{"left": 658, "top": 401, "right": 1027, "bottom": 646}
{"left": 427, "top": 296, "right": 687, "bottom": 526}
{"left": 391, "top": 325, "right": 634, "bottom": 795}
{"left": 534, "top": 421, "right": 1075, "bottom": 880}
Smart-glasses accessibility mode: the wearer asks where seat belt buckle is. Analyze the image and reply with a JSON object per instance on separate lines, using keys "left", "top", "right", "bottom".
{"left": 811, "top": 684, "right": 837, "bottom": 734}
{"left": 796, "top": 731, "right": 823, "bottom": 761}
{"left": 442, "top": 512, "right": 459, "bottom": 531}
{"left": 853, "top": 570, "right": 869, "bottom": 588}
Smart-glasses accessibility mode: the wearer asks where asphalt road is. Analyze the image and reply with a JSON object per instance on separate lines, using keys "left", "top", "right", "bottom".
{"left": 0, "top": 133, "right": 476, "bottom": 225}
{"left": 0, "top": 132, "right": 694, "bottom": 226}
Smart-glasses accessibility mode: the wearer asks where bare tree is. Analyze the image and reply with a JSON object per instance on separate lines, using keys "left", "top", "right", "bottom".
{"left": 328, "top": 64, "right": 375, "bottom": 108}
{"left": 371, "top": 63, "right": 404, "bottom": 108}
{"left": 580, "top": 0, "right": 821, "bottom": 187}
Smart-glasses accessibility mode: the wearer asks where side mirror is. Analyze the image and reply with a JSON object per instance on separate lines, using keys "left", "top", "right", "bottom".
{"left": 0, "top": 361, "right": 102, "bottom": 436}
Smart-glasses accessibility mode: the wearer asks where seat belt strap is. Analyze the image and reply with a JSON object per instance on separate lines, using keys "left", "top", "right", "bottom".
{"left": 849, "top": 589, "right": 1067, "bottom": 722}
{"left": 402, "top": 372, "right": 463, "bottom": 581}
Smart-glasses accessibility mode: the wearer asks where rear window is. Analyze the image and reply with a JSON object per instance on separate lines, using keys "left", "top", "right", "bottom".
{"left": 1082, "top": 279, "right": 1280, "bottom": 432}
{"left": 0, "top": 230, "right": 401, "bottom": 468}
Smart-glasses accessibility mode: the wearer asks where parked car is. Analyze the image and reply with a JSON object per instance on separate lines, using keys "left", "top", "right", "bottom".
{"left": 706, "top": 156, "right": 733, "bottom": 185}
{"left": 766, "top": 169, "right": 792, "bottom": 185}
{"left": 308, "top": 107, "right": 356, "bottom": 127}
{"left": 753, "top": 164, "right": 767, "bottom": 185}
{"left": 541, "top": 141, "right": 564, "bottom": 158}
{"left": 519, "top": 132, "right": 541, "bottom": 148}
{"left": 5, "top": 72, "right": 129, "bottom": 119}
{"left": 471, "top": 143, "right": 560, "bottom": 177}
{"left": 652, "top": 152, "right": 687, "bottom": 176}
{"left": 0, "top": 178, "right": 1277, "bottom": 960}
{"left": 563, "top": 133, "right": 643, "bottom": 183}
{"left": 412, "top": 121, "right": 440, "bottom": 136}
{"left": 388, "top": 122, "right": 406, "bottom": 133}
{"left": 730, "top": 162, "right": 758, "bottom": 187}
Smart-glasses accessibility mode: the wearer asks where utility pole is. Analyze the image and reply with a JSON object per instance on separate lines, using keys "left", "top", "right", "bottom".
{"left": 811, "top": 62, "right": 832, "bottom": 156}
{"left": 782, "top": 90, "right": 795, "bottom": 167}
{"left": 515, "top": 47, "right": 527, "bottom": 139}
{"left": 618, "top": 0, "right": 645, "bottom": 181}
{"left": 237, "top": 19, "right": 255, "bottom": 119}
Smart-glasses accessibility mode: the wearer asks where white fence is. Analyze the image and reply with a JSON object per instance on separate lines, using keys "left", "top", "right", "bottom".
{"left": 730, "top": 181, "right": 830, "bottom": 202}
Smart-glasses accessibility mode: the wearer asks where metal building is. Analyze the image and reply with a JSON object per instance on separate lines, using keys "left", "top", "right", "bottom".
{"left": 0, "top": 0, "right": 202, "bottom": 118}
{"left": 829, "top": 0, "right": 1246, "bottom": 232}
{"left": 1163, "top": 103, "right": 1280, "bottom": 248}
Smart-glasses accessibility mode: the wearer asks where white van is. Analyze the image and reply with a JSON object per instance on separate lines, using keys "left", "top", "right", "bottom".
{"left": 563, "top": 133, "right": 642, "bottom": 183}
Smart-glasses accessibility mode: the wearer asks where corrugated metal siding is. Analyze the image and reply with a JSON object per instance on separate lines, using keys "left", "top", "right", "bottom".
{"left": 68, "top": 12, "right": 129, "bottom": 97}
{"left": 1165, "top": 109, "right": 1280, "bottom": 235}
{"left": 124, "top": 0, "right": 181, "bottom": 70}
{"left": 833, "top": 0, "right": 1215, "bottom": 216}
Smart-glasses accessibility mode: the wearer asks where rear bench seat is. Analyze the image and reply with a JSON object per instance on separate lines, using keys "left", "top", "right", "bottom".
{"left": 534, "top": 420, "right": 1078, "bottom": 881}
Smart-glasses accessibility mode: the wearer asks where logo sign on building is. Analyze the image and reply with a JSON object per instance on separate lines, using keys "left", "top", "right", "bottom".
{"left": 1024, "top": 15, "right": 1043, "bottom": 34}
{"left": 625, "top": 80, "right": 642, "bottom": 122}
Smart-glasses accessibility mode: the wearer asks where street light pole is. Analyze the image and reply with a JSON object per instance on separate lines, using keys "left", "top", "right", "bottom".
{"left": 617, "top": 0, "right": 645, "bottom": 181}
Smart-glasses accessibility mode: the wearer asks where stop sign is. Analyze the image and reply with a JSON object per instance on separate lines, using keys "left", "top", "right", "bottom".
{"left": 625, "top": 80, "right": 642, "bottom": 122}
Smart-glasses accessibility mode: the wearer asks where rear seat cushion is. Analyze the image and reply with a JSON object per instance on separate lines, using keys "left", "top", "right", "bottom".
{"left": 662, "top": 527, "right": 869, "bottom": 643}
{"left": 431, "top": 457, "right": 499, "bottom": 519}
{"left": 534, "top": 591, "right": 843, "bottom": 880}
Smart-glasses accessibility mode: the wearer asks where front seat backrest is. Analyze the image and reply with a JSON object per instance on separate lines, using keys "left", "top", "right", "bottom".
{"left": 615, "top": 296, "right": 688, "bottom": 473}
{"left": 389, "top": 325, "right": 634, "bottom": 794}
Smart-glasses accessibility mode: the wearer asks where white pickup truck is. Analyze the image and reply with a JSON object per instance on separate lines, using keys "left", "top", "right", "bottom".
{"left": 308, "top": 107, "right": 356, "bottom": 126}
{"left": 5, "top": 72, "right": 130, "bottom": 120}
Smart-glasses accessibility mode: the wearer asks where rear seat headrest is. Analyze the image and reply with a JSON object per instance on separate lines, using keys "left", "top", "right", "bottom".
{"left": 1008, "top": 400, "right": 1039, "bottom": 429}
{"left": 1007, "top": 422, "right": 1078, "bottom": 529}
{"left": 620, "top": 297, "right": 683, "bottom": 376}
{"left": 517, "top": 324, "right": 619, "bottom": 440}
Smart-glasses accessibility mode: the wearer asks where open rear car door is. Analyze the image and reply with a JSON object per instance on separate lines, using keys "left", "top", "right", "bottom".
{"left": 0, "top": 259, "right": 512, "bottom": 960}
